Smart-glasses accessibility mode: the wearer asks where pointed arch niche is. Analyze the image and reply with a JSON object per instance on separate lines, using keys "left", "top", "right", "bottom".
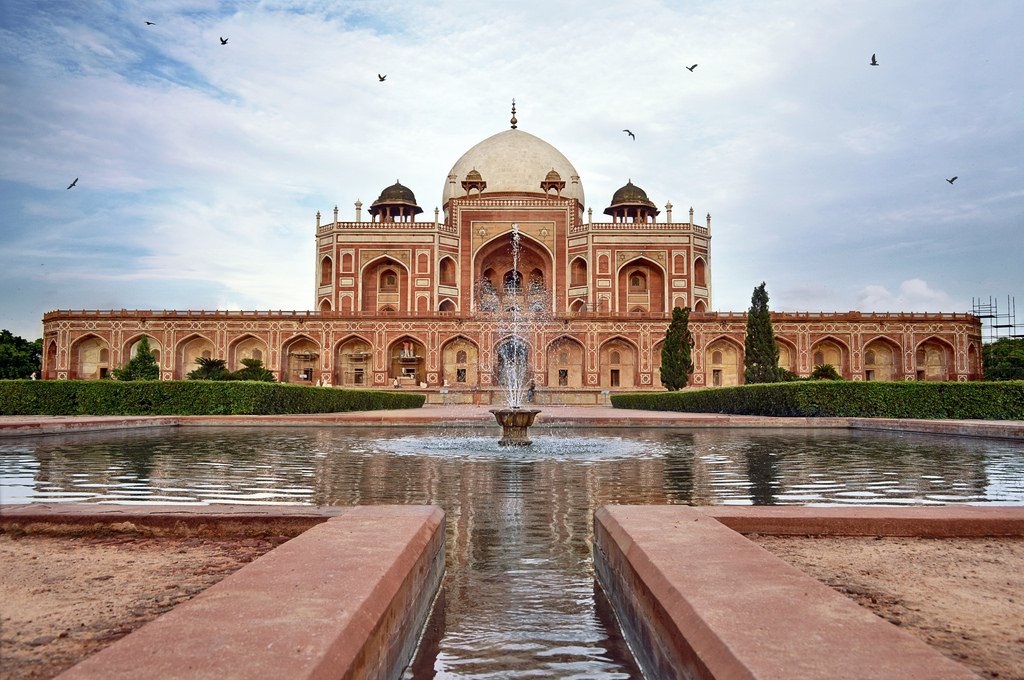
{"left": 335, "top": 336, "right": 372, "bottom": 386}
{"left": 546, "top": 336, "right": 584, "bottom": 388}
{"left": 441, "top": 336, "right": 479, "bottom": 386}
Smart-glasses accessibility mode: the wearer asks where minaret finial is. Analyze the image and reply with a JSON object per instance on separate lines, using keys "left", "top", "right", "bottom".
{"left": 510, "top": 99, "right": 517, "bottom": 129}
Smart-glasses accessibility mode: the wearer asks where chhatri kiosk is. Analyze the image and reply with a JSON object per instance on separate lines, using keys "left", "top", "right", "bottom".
{"left": 42, "top": 108, "right": 982, "bottom": 401}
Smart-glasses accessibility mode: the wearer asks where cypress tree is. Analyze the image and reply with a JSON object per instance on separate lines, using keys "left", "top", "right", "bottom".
{"left": 660, "top": 306, "right": 694, "bottom": 391}
{"left": 112, "top": 336, "right": 160, "bottom": 380}
{"left": 744, "top": 282, "right": 783, "bottom": 383}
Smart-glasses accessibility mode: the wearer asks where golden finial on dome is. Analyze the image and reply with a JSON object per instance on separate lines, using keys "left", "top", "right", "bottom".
{"left": 510, "top": 99, "right": 517, "bottom": 129}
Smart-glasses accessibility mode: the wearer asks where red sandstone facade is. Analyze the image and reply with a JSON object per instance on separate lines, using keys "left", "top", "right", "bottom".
{"left": 40, "top": 123, "right": 983, "bottom": 400}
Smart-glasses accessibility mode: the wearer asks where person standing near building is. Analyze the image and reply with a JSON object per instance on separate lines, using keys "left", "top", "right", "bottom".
{"left": 527, "top": 379, "right": 536, "bottom": 403}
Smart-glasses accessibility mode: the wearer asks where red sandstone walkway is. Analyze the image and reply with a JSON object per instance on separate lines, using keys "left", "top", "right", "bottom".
{"left": 1, "top": 406, "right": 1022, "bottom": 440}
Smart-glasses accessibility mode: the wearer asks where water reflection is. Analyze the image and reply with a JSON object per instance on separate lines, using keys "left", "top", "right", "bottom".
{"left": 2, "top": 427, "right": 1023, "bottom": 678}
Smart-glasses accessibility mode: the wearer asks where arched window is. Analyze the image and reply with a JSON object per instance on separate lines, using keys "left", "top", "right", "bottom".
{"left": 629, "top": 271, "right": 647, "bottom": 292}
{"left": 100, "top": 348, "right": 109, "bottom": 363}
{"left": 598, "top": 254, "right": 610, "bottom": 274}
{"left": 320, "top": 256, "right": 333, "bottom": 286}
{"left": 456, "top": 350, "right": 467, "bottom": 363}
{"left": 380, "top": 270, "right": 398, "bottom": 292}
{"left": 673, "top": 253, "right": 685, "bottom": 273}
{"left": 694, "top": 258, "right": 707, "bottom": 287}
{"left": 503, "top": 270, "right": 522, "bottom": 293}
{"left": 252, "top": 348, "right": 262, "bottom": 361}
{"left": 439, "top": 299, "right": 456, "bottom": 312}
{"left": 712, "top": 350, "right": 723, "bottom": 364}
{"left": 570, "top": 258, "right": 587, "bottom": 286}
{"left": 439, "top": 257, "right": 456, "bottom": 286}
{"left": 417, "top": 253, "right": 428, "bottom": 273}
{"left": 319, "top": 298, "right": 332, "bottom": 312}
{"left": 610, "top": 350, "right": 620, "bottom": 364}
{"left": 814, "top": 351, "right": 824, "bottom": 366}
{"left": 202, "top": 350, "right": 212, "bottom": 359}
{"left": 865, "top": 350, "right": 876, "bottom": 365}
{"left": 341, "top": 253, "right": 353, "bottom": 272}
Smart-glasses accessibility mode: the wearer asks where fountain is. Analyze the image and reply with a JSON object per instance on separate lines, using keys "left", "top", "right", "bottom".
{"left": 488, "top": 223, "right": 543, "bottom": 446}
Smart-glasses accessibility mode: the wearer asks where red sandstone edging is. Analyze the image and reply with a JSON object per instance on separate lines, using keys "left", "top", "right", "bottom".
{"left": 702, "top": 505, "right": 1024, "bottom": 537}
{"left": 3, "top": 504, "right": 445, "bottom": 680}
{"left": 0, "top": 503, "right": 347, "bottom": 537}
{"left": 594, "top": 505, "right": 981, "bottom": 680}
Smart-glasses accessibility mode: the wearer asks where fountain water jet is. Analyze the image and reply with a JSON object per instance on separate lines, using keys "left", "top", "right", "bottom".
{"left": 486, "top": 223, "right": 547, "bottom": 446}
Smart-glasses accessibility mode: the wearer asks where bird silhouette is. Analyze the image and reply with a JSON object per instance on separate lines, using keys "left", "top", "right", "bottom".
{"left": 870, "top": 53, "right": 878, "bottom": 66}
{"left": 378, "top": 73, "right": 386, "bottom": 82}
{"left": 220, "top": 37, "right": 228, "bottom": 45}
{"left": 145, "top": 21, "right": 155, "bottom": 25}
{"left": 623, "top": 129, "right": 635, "bottom": 140}
{"left": 686, "top": 64, "right": 697, "bottom": 72}
{"left": 946, "top": 176, "right": 958, "bottom": 184}
{"left": 66, "top": 178, "right": 78, "bottom": 190}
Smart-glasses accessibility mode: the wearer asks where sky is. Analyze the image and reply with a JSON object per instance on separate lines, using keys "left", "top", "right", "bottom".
{"left": 1, "top": 0, "right": 1022, "bottom": 341}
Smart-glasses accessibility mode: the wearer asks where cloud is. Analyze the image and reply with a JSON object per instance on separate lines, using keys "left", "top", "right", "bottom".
{"left": 856, "top": 279, "right": 961, "bottom": 312}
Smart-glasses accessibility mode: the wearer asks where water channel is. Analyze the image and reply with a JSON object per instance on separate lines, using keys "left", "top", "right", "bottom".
{"left": 3, "top": 425, "right": 1023, "bottom": 678}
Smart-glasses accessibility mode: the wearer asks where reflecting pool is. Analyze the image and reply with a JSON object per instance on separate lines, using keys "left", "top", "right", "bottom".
{"left": 2, "top": 426, "right": 1023, "bottom": 678}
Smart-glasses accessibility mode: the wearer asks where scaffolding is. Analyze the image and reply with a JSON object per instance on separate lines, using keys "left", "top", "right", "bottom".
{"left": 971, "top": 295, "right": 1024, "bottom": 343}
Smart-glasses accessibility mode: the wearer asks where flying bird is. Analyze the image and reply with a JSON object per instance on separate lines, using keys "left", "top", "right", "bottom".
{"left": 686, "top": 64, "right": 697, "bottom": 72}
{"left": 623, "top": 129, "right": 635, "bottom": 140}
{"left": 870, "top": 53, "right": 878, "bottom": 66}
{"left": 946, "top": 176, "right": 958, "bottom": 184}
{"left": 378, "top": 73, "right": 386, "bottom": 82}
{"left": 220, "top": 37, "right": 228, "bottom": 45}
{"left": 66, "top": 178, "right": 78, "bottom": 190}
{"left": 145, "top": 21, "right": 155, "bottom": 25}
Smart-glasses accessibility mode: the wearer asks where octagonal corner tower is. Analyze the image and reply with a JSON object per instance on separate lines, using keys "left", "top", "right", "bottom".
{"left": 441, "top": 128, "right": 585, "bottom": 208}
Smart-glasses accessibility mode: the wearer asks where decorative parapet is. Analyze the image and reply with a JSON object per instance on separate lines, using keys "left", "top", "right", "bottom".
{"left": 572, "top": 221, "right": 710, "bottom": 236}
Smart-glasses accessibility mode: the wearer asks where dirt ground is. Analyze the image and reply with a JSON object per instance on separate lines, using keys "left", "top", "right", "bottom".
{"left": 0, "top": 533, "right": 287, "bottom": 679}
{"left": 753, "top": 536, "right": 1024, "bottom": 680}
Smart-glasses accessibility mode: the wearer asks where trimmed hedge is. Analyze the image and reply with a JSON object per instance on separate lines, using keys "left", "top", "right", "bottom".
{"left": 611, "top": 381, "right": 1024, "bottom": 420}
{"left": 0, "top": 380, "right": 425, "bottom": 416}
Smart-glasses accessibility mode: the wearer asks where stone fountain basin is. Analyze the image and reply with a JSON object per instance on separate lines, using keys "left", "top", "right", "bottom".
{"left": 489, "top": 408, "right": 541, "bottom": 447}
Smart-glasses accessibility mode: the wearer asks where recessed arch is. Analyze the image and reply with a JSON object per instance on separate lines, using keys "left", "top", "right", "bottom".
{"left": 282, "top": 334, "right": 321, "bottom": 384}
{"left": 45, "top": 339, "right": 57, "bottom": 379}
{"left": 704, "top": 335, "right": 743, "bottom": 387}
{"left": 360, "top": 255, "right": 410, "bottom": 313}
{"left": 616, "top": 256, "right": 667, "bottom": 313}
{"left": 175, "top": 333, "right": 217, "bottom": 380}
{"left": 546, "top": 335, "right": 585, "bottom": 388}
{"left": 599, "top": 336, "right": 639, "bottom": 388}
{"left": 319, "top": 298, "right": 332, "bottom": 312}
{"left": 441, "top": 335, "right": 479, "bottom": 386}
{"left": 570, "top": 257, "right": 588, "bottom": 287}
{"left": 438, "top": 298, "right": 457, "bottom": 313}
{"left": 228, "top": 334, "right": 269, "bottom": 372}
{"left": 862, "top": 335, "right": 902, "bottom": 381}
{"left": 693, "top": 257, "right": 708, "bottom": 288}
{"left": 775, "top": 336, "right": 798, "bottom": 374}
{"left": 334, "top": 334, "right": 372, "bottom": 386}
{"left": 122, "top": 333, "right": 161, "bottom": 368}
{"left": 70, "top": 334, "right": 110, "bottom": 380}
{"left": 319, "top": 255, "right": 333, "bottom": 287}
{"left": 693, "top": 299, "right": 707, "bottom": 314}
{"left": 389, "top": 335, "right": 426, "bottom": 385}
{"left": 809, "top": 335, "right": 850, "bottom": 378}
{"left": 915, "top": 336, "right": 955, "bottom": 381}
{"left": 439, "top": 256, "right": 457, "bottom": 286}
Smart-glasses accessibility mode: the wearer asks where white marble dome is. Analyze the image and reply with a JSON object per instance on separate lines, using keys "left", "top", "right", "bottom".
{"left": 442, "top": 129, "right": 584, "bottom": 207}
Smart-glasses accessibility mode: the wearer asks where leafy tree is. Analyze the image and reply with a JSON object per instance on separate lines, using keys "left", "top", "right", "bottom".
{"left": 188, "top": 356, "right": 230, "bottom": 380}
{"left": 0, "top": 330, "right": 42, "bottom": 378}
{"left": 743, "top": 282, "right": 784, "bottom": 384}
{"left": 810, "top": 364, "right": 842, "bottom": 380}
{"left": 983, "top": 338, "right": 1024, "bottom": 381}
{"left": 233, "top": 357, "right": 275, "bottom": 382}
{"left": 660, "top": 306, "right": 695, "bottom": 391}
{"left": 112, "top": 336, "right": 160, "bottom": 381}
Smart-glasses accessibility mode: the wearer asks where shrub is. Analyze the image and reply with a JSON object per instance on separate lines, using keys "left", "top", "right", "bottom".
{"left": 810, "top": 364, "right": 842, "bottom": 380}
{"left": 0, "top": 380, "right": 425, "bottom": 416}
{"left": 610, "top": 381, "right": 1024, "bottom": 420}
{"left": 112, "top": 336, "right": 159, "bottom": 381}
